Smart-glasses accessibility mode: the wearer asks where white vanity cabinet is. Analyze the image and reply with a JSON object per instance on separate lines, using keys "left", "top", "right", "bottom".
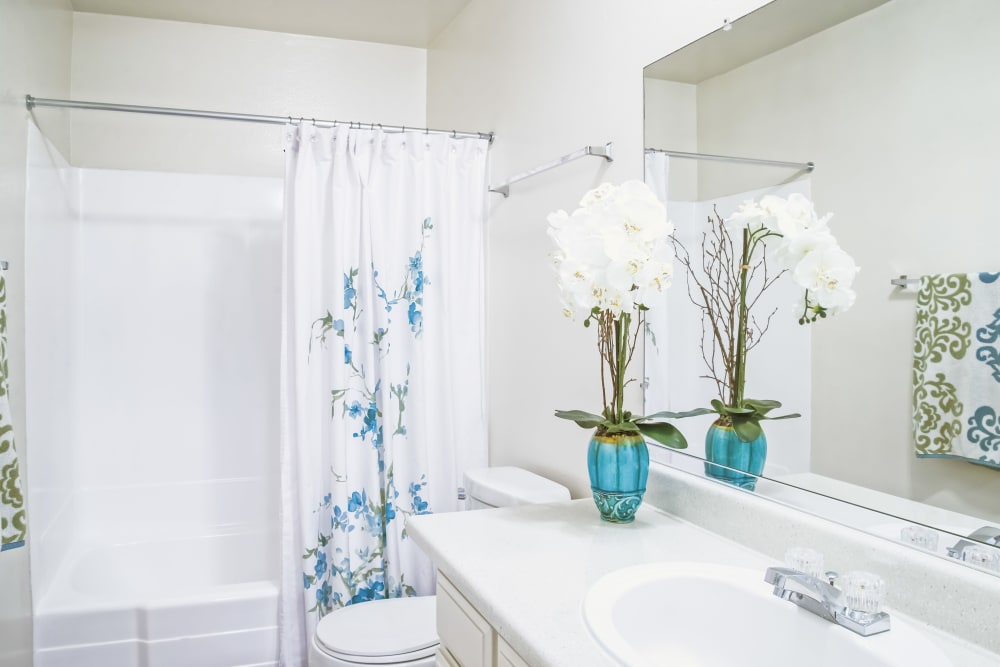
{"left": 436, "top": 573, "right": 531, "bottom": 667}
{"left": 496, "top": 638, "right": 532, "bottom": 667}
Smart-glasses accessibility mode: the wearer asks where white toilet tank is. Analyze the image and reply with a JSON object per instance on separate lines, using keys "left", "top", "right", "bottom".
{"left": 463, "top": 466, "right": 571, "bottom": 509}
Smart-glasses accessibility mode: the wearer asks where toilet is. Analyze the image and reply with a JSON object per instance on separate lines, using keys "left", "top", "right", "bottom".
{"left": 309, "top": 467, "right": 570, "bottom": 666}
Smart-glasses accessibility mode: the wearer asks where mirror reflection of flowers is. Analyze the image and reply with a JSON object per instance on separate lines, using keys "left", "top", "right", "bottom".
{"left": 675, "top": 193, "right": 859, "bottom": 441}
{"left": 548, "top": 181, "right": 705, "bottom": 449}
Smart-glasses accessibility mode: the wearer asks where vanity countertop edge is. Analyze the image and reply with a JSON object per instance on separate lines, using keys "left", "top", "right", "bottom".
{"left": 408, "top": 497, "right": 998, "bottom": 667}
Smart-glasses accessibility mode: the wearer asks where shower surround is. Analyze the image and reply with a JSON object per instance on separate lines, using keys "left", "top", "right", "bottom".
{"left": 24, "top": 124, "right": 282, "bottom": 666}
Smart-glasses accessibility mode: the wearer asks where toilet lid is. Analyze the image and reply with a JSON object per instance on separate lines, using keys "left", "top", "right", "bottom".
{"left": 464, "top": 466, "right": 571, "bottom": 507}
{"left": 315, "top": 596, "right": 438, "bottom": 663}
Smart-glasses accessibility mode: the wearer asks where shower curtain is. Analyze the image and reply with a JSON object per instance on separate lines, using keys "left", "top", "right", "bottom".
{"left": 0, "top": 268, "right": 26, "bottom": 552}
{"left": 278, "top": 124, "right": 490, "bottom": 664}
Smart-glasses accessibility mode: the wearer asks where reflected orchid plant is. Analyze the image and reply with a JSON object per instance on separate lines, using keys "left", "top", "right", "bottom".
{"left": 676, "top": 192, "right": 859, "bottom": 441}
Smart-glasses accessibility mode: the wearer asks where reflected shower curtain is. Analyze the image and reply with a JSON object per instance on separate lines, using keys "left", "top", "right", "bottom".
{"left": 279, "top": 124, "right": 490, "bottom": 664}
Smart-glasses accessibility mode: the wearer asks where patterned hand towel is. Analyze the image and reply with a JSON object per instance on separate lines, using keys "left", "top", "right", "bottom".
{"left": 0, "top": 269, "right": 26, "bottom": 551}
{"left": 913, "top": 272, "right": 1000, "bottom": 468}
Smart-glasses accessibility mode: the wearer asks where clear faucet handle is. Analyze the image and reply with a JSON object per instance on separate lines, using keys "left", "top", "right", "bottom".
{"left": 961, "top": 545, "right": 1000, "bottom": 572}
{"left": 784, "top": 547, "right": 824, "bottom": 578}
{"left": 840, "top": 571, "right": 886, "bottom": 615}
{"left": 900, "top": 524, "right": 939, "bottom": 552}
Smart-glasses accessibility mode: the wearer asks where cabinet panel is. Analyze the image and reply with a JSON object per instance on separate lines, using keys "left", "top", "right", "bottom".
{"left": 437, "top": 574, "right": 495, "bottom": 667}
{"left": 436, "top": 647, "right": 462, "bottom": 667}
{"left": 497, "top": 637, "right": 531, "bottom": 667}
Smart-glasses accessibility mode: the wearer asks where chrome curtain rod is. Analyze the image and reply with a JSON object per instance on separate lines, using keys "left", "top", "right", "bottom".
{"left": 25, "top": 95, "right": 495, "bottom": 143}
{"left": 645, "top": 147, "right": 814, "bottom": 172}
{"left": 490, "top": 142, "right": 614, "bottom": 198}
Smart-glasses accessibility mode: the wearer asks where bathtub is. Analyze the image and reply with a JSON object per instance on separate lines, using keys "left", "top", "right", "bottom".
{"left": 33, "top": 481, "right": 279, "bottom": 667}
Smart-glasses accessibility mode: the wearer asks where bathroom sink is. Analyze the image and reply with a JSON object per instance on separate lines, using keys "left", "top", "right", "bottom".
{"left": 582, "top": 562, "right": 953, "bottom": 667}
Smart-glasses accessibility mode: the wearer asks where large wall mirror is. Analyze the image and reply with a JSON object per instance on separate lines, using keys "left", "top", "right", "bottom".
{"left": 643, "top": 0, "right": 1000, "bottom": 576}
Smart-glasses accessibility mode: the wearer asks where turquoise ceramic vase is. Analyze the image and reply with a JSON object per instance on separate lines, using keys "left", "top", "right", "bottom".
{"left": 587, "top": 432, "right": 649, "bottom": 523}
{"left": 704, "top": 419, "right": 766, "bottom": 491}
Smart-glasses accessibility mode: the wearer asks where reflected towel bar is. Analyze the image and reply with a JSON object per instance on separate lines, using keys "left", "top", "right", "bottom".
{"left": 891, "top": 275, "right": 920, "bottom": 287}
{"left": 645, "top": 147, "right": 814, "bottom": 172}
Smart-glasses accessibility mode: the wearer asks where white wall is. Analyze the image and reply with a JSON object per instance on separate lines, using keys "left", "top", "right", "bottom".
{"left": 69, "top": 12, "right": 428, "bottom": 177}
{"left": 24, "top": 154, "right": 285, "bottom": 600}
{"left": 643, "top": 78, "right": 699, "bottom": 202}
{"left": 427, "top": 0, "right": 769, "bottom": 497}
{"left": 0, "top": 0, "right": 73, "bottom": 664}
{"left": 74, "top": 169, "right": 283, "bottom": 492}
{"left": 694, "top": 0, "right": 1000, "bottom": 522}
{"left": 23, "top": 123, "right": 79, "bottom": 605}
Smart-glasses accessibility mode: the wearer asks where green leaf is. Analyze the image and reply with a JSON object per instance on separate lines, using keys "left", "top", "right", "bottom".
{"left": 634, "top": 408, "right": 714, "bottom": 422}
{"left": 637, "top": 421, "right": 688, "bottom": 449}
{"left": 732, "top": 417, "right": 763, "bottom": 442}
{"left": 710, "top": 398, "right": 727, "bottom": 413}
{"left": 762, "top": 412, "right": 801, "bottom": 421}
{"left": 554, "top": 409, "right": 605, "bottom": 429}
{"left": 723, "top": 406, "right": 754, "bottom": 416}
{"left": 743, "top": 398, "right": 781, "bottom": 416}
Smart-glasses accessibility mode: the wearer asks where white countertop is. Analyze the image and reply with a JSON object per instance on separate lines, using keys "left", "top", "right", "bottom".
{"left": 408, "top": 499, "right": 1000, "bottom": 667}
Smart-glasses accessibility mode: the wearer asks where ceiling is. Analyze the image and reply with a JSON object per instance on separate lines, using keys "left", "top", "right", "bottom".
{"left": 645, "top": 0, "right": 889, "bottom": 83}
{"left": 69, "top": 0, "right": 473, "bottom": 48}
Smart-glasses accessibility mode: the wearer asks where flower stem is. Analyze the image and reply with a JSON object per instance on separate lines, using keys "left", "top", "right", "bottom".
{"left": 615, "top": 313, "right": 629, "bottom": 423}
{"left": 734, "top": 228, "right": 750, "bottom": 409}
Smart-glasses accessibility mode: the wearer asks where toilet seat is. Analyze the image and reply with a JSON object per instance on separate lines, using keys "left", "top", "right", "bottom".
{"left": 314, "top": 596, "right": 438, "bottom": 665}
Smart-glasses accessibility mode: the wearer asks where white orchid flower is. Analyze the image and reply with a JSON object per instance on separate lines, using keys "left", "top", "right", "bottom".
{"left": 792, "top": 245, "right": 859, "bottom": 315}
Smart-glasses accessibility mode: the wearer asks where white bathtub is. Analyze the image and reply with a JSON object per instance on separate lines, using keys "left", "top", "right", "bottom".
{"left": 33, "top": 482, "right": 279, "bottom": 667}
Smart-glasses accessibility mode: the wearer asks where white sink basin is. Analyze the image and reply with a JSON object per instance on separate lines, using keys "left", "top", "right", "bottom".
{"left": 583, "top": 562, "right": 953, "bottom": 667}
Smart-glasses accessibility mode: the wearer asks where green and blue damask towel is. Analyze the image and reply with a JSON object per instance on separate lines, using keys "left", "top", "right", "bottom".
{"left": 0, "top": 268, "right": 26, "bottom": 551}
{"left": 913, "top": 272, "right": 1000, "bottom": 468}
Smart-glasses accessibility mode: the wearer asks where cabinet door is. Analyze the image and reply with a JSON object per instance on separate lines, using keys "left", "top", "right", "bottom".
{"left": 436, "top": 647, "right": 462, "bottom": 667}
{"left": 436, "top": 574, "right": 496, "bottom": 667}
{"left": 497, "top": 637, "right": 531, "bottom": 667}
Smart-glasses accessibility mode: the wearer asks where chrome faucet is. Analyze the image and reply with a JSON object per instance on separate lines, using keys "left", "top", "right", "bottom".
{"left": 946, "top": 526, "right": 1000, "bottom": 572}
{"left": 946, "top": 526, "right": 1000, "bottom": 559}
{"left": 764, "top": 566, "right": 891, "bottom": 636}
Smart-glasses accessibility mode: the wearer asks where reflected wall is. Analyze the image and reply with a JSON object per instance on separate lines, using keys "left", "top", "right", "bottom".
{"left": 645, "top": 0, "right": 1000, "bottom": 525}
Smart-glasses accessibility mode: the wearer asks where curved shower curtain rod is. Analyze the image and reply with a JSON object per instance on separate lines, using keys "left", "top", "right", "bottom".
{"left": 25, "top": 95, "right": 495, "bottom": 144}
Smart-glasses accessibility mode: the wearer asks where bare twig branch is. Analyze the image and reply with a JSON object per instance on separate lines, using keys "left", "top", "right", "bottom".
{"left": 674, "top": 208, "right": 783, "bottom": 407}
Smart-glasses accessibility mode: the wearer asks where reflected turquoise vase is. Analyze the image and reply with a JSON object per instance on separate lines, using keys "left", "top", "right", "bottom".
{"left": 704, "top": 420, "right": 766, "bottom": 491}
{"left": 587, "top": 433, "right": 649, "bottom": 523}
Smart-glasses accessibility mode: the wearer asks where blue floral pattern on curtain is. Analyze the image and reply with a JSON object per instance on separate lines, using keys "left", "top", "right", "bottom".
{"left": 302, "top": 218, "right": 435, "bottom": 617}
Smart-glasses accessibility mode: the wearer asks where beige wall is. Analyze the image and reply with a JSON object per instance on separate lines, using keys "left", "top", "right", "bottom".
{"left": 693, "top": 0, "right": 1000, "bottom": 522}
{"left": 0, "top": 0, "right": 73, "bottom": 664}
{"left": 69, "top": 12, "right": 428, "bottom": 177}
{"left": 427, "top": 0, "right": 768, "bottom": 497}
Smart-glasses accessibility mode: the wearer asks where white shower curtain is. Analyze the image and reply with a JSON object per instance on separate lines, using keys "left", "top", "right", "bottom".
{"left": 279, "top": 124, "right": 490, "bottom": 665}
